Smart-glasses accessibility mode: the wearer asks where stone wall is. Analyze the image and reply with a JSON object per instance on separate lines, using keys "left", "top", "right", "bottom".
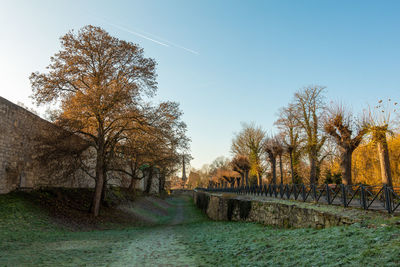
{"left": 0, "top": 96, "right": 159, "bottom": 194}
{"left": 2, "top": 97, "right": 47, "bottom": 192}
{"left": 193, "top": 190, "right": 356, "bottom": 228}
{"left": 133, "top": 168, "right": 160, "bottom": 194}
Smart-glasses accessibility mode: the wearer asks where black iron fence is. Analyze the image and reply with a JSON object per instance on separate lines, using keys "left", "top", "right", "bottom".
{"left": 199, "top": 183, "right": 400, "bottom": 214}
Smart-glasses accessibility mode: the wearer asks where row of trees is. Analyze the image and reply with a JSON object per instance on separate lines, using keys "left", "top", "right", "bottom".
{"left": 30, "top": 26, "right": 190, "bottom": 216}
{"left": 189, "top": 86, "right": 398, "bottom": 189}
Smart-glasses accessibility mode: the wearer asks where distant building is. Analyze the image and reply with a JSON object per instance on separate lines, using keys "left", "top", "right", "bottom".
{"left": 181, "top": 155, "right": 188, "bottom": 188}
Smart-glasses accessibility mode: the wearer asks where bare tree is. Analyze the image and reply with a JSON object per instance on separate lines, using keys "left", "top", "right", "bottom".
{"left": 293, "top": 86, "right": 327, "bottom": 184}
{"left": 263, "top": 136, "right": 283, "bottom": 184}
{"left": 272, "top": 135, "right": 285, "bottom": 184}
{"left": 324, "top": 105, "right": 367, "bottom": 185}
{"left": 231, "top": 155, "right": 251, "bottom": 187}
{"left": 231, "top": 122, "right": 266, "bottom": 186}
{"left": 275, "top": 104, "right": 303, "bottom": 184}
{"left": 366, "top": 100, "right": 397, "bottom": 186}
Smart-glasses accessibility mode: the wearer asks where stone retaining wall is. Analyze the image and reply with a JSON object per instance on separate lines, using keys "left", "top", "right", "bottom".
{"left": 0, "top": 96, "right": 159, "bottom": 194}
{"left": 194, "top": 190, "right": 356, "bottom": 228}
{"left": 0, "top": 96, "right": 73, "bottom": 193}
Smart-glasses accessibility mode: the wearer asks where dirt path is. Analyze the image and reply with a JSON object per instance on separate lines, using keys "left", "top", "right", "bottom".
{"left": 170, "top": 198, "right": 185, "bottom": 225}
{"left": 112, "top": 195, "right": 198, "bottom": 266}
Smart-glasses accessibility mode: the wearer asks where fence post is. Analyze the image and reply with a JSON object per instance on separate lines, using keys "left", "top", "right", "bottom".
{"left": 286, "top": 185, "right": 290, "bottom": 199}
{"left": 312, "top": 184, "right": 317, "bottom": 201}
{"left": 341, "top": 184, "right": 348, "bottom": 207}
{"left": 384, "top": 185, "right": 393, "bottom": 214}
{"left": 360, "top": 185, "right": 367, "bottom": 210}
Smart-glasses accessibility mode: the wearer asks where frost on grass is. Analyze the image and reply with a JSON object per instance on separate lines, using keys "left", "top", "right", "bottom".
{"left": 1, "top": 194, "right": 400, "bottom": 266}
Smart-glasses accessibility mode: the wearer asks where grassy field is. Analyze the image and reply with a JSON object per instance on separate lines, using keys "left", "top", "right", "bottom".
{"left": 1, "top": 191, "right": 400, "bottom": 266}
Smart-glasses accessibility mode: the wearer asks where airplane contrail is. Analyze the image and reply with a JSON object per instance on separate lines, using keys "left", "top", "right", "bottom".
{"left": 103, "top": 21, "right": 170, "bottom": 47}
{"left": 136, "top": 29, "right": 200, "bottom": 55}
{"left": 91, "top": 15, "right": 199, "bottom": 55}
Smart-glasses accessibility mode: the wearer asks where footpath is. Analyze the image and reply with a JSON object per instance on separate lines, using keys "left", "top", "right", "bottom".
{"left": 112, "top": 195, "right": 199, "bottom": 266}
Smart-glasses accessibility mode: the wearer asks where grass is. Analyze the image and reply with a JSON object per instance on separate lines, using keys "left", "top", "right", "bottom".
{"left": 1, "top": 191, "right": 400, "bottom": 266}
{"left": 179, "top": 220, "right": 400, "bottom": 266}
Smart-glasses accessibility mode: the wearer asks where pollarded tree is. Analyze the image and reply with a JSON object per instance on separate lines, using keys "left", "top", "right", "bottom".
{"left": 275, "top": 135, "right": 284, "bottom": 184}
{"left": 30, "top": 25, "right": 157, "bottom": 216}
{"left": 293, "top": 86, "right": 327, "bottom": 184}
{"left": 231, "top": 155, "right": 251, "bottom": 187}
{"left": 324, "top": 105, "right": 367, "bottom": 185}
{"left": 231, "top": 123, "right": 266, "bottom": 186}
{"left": 366, "top": 100, "right": 397, "bottom": 186}
{"left": 275, "top": 104, "right": 303, "bottom": 184}
{"left": 263, "top": 136, "right": 283, "bottom": 184}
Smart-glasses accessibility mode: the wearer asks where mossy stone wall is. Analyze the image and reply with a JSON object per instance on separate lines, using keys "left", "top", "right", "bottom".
{"left": 194, "top": 190, "right": 355, "bottom": 228}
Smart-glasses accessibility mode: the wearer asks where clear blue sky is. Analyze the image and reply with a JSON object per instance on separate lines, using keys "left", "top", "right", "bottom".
{"left": 1, "top": 0, "right": 399, "bottom": 168}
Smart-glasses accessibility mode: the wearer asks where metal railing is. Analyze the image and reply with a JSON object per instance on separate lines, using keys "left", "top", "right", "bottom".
{"left": 198, "top": 183, "right": 400, "bottom": 214}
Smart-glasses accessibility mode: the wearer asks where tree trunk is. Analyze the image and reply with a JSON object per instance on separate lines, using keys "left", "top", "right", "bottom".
{"left": 91, "top": 147, "right": 104, "bottom": 217}
{"left": 279, "top": 154, "right": 283, "bottom": 184}
{"left": 258, "top": 174, "right": 262, "bottom": 187}
{"left": 377, "top": 140, "right": 393, "bottom": 187}
{"left": 101, "top": 172, "right": 108, "bottom": 205}
{"left": 235, "top": 177, "right": 240, "bottom": 187}
{"left": 289, "top": 151, "right": 295, "bottom": 184}
{"left": 145, "top": 167, "right": 154, "bottom": 193}
{"left": 245, "top": 170, "right": 249, "bottom": 187}
{"left": 340, "top": 148, "right": 353, "bottom": 185}
{"left": 159, "top": 172, "right": 166, "bottom": 193}
{"left": 128, "top": 164, "right": 137, "bottom": 191}
{"left": 309, "top": 153, "right": 317, "bottom": 184}
{"left": 293, "top": 151, "right": 301, "bottom": 183}
{"left": 270, "top": 158, "right": 277, "bottom": 184}
{"left": 129, "top": 177, "right": 136, "bottom": 191}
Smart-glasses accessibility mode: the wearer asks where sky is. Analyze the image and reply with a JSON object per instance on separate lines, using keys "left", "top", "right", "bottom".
{"left": 1, "top": 0, "right": 400, "bottom": 169}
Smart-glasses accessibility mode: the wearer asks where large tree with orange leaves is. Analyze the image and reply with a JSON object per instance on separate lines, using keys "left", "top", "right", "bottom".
{"left": 30, "top": 25, "right": 157, "bottom": 217}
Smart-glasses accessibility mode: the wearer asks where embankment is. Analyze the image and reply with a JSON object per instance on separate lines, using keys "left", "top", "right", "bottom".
{"left": 193, "top": 190, "right": 356, "bottom": 228}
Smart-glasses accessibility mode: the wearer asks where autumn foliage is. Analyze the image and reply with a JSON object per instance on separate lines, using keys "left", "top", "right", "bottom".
{"left": 30, "top": 26, "right": 189, "bottom": 216}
